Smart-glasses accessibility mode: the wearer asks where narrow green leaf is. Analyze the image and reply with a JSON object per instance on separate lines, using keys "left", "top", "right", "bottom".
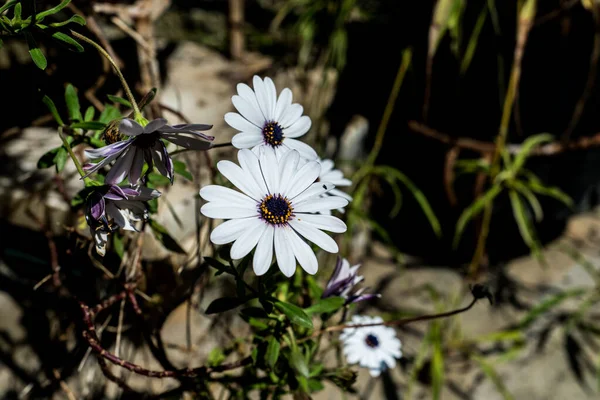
{"left": 304, "top": 297, "right": 345, "bottom": 315}
{"left": 508, "top": 189, "right": 536, "bottom": 250}
{"left": 98, "top": 105, "right": 122, "bottom": 124}
{"left": 149, "top": 219, "right": 186, "bottom": 254}
{"left": 70, "top": 121, "right": 106, "bottom": 131}
{"left": 65, "top": 84, "right": 82, "bottom": 121}
{"left": 274, "top": 302, "right": 313, "bottom": 329}
{"left": 173, "top": 160, "right": 193, "bottom": 181}
{"left": 518, "top": 288, "right": 586, "bottom": 329}
{"left": 203, "top": 256, "right": 234, "bottom": 275}
{"left": 430, "top": 323, "right": 444, "bottom": 400}
{"left": 35, "top": 0, "right": 71, "bottom": 22}
{"left": 472, "top": 355, "right": 514, "bottom": 400}
{"left": 51, "top": 31, "right": 84, "bottom": 52}
{"left": 25, "top": 32, "right": 47, "bottom": 70}
{"left": 54, "top": 147, "right": 68, "bottom": 172}
{"left": 511, "top": 133, "right": 553, "bottom": 174}
{"left": 290, "top": 348, "right": 310, "bottom": 377}
{"left": 12, "top": 2, "right": 21, "bottom": 22}
{"left": 460, "top": 4, "right": 488, "bottom": 74}
{"left": 42, "top": 95, "right": 65, "bottom": 126}
{"left": 266, "top": 336, "right": 281, "bottom": 368}
{"left": 84, "top": 106, "right": 95, "bottom": 122}
{"left": 0, "top": 1, "right": 18, "bottom": 15}
{"left": 512, "top": 181, "right": 543, "bottom": 222}
{"left": 454, "top": 185, "right": 502, "bottom": 248}
{"left": 205, "top": 297, "right": 244, "bottom": 314}
{"left": 113, "top": 233, "right": 124, "bottom": 259}
{"left": 138, "top": 88, "right": 157, "bottom": 111}
{"left": 107, "top": 94, "right": 132, "bottom": 108}
{"left": 527, "top": 179, "right": 573, "bottom": 206}
{"left": 37, "top": 147, "right": 62, "bottom": 169}
{"left": 147, "top": 172, "right": 171, "bottom": 186}
{"left": 49, "top": 14, "right": 86, "bottom": 28}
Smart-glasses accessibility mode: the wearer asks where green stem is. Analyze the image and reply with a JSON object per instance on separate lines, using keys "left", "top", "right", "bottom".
{"left": 59, "top": 128, "right": 92, "bottom": 185}
{"left": 70, "top": 30, "right": 141, "bottom": 119}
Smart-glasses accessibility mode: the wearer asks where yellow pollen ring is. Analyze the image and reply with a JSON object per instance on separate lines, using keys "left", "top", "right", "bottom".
{"left": 259, "top": 194, "right": 293, "bottom": 225}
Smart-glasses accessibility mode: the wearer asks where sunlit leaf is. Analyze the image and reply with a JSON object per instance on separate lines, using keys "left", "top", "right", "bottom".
{"left": 454, "top": 185, "right": 502, "bottom": 248}
{"left": 25, "top": 32, "right": 47, "bottom": 70}
{"left": 512, "top": 181, "right": 543, "bottom": 222}
{"left": 511, "top": 133, "right": 553, "bottom": 174}
{"left": 275, "top": 302, "right": 313, "bottom": 329}
{"left": 71, "top": 121, "right": 106, "bottom": 131}
{"left": 266, "top": 336, "right": 281, "bottom": 368}
{"left": 42, "top": 95, "right": 65, "bottom": 126}
{"left": 65, "top": 84, "right": 82, "bottom": 122}
{"left": 51, "top": 31, "right": 84, "bottom": 52}
{"left": 108, "top": 94, "right": 132, "bottom": 108}
{"left": 84, "top": 106, "right": 95, "bottom": 122}
{"left": 35, "top": 0, "right": 71, "bottom": 22}
{"left": 49, "top": 14, "right": 86, "bottom": 28}
{"left": 304, "top": 297, "right": 345, "bottom": 315}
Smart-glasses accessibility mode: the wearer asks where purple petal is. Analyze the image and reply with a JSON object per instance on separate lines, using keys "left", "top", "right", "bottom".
{"left": 128, "top": 148, "right": 145, "bottom": 185}
{"left": 322, "top": 275, "right": 355, "bottom": 298}
{"left": 80, "top": 151, "right": 122, "bottom": 179}
{"left": 120, "top": 187, "right": 141, "bottom": 198}
{"left": 143, "top": 118, "right": 168, "bottom": 133}
{"left": 151, "top": 142, "right": 170, "bottom": 178}
{"left": 163, "top": 123, "right": 213, "bottom": 132}
{"left": 105, "top": 148, "right": 136, "bottom": 184}
{"left": 348, "top": 293, "right": 381, "bottom": 304}
{"left": 89, "top": 196, "right": 106, "bottom": 220}
{"left": 160, "top": 142, "right": 174, "bottom": 182}
{"left": 119, "top": 119, "right": 144, "bottom": 136}
{"left": 129, "top": 186, "right": 161, "bottom": 201}
{"left": 104, "top": 185, "right": 132, "bottom": 200}
{"left": 161, "top": 133, "right": 213, "bottom": 150}
{"left": 85, "top": 139, "right": 132, "bottom": 159}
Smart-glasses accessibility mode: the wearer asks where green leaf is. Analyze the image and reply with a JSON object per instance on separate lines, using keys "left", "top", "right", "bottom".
{"left": 147, "top": 172, "right": 171, "bottom": 186}
{"left": 51, "top": 31, "right": 84, "bottom": 52}
{"left": 84, "top": 106, "right": 95, "bottom": 122}
{"left": 511, "top": 133, "right": 553, "bottom": 174}
{"left": 274, "top": 302, "right": 313, "bottom": 329}
{"left": 472, "top": 355, "right": 514, "bottom": 400}
{"left": 204, "top": 256, "right": 234, "bottom": 276}
{"left": 430, "top": 323, "right": 444, "bottom": 400}
{"left": 12, "top": 2, "right": 21, "bottom": 23}
{"left": 460, "top": 4, "right": 488, "bottom": 74}
{"left": 518, "top": 288, "right": 586, "bottom": 329}
{"left": 508, "top": 189, "right": 539, "bottom": 255}
{"left": 49, "top": 14, "right": 86, "bottom": 28}
{"left": 113, "top": 233, "right": 124, "bottom": 259}
{"left": 205, "top": 297, "right": 244, "bottom": 314}
{"left": 65, "top": 84, "right": 82, "bottom": 121}
{"left": 512, "top": 181, "right": 543, "bottom": 222}
{"left": 173, "top": 160, "right": 193, "bottom": 181}
{"left": 35, "top": 0, "right": 71, "bottom": 22}
{"left": 0, "top": 1, "right": 18, "bottom": 15}
{"left": 266, "top": 336, "right": 281, "bottom": 368}
{"left": 54, "top": 147, "right": 68, "bottom": 172}
{"left": 454, "top": 185, "right": 502, "bottom": 248}
{"left": 70, "top": 121, "right": 106, "bottom": 131}
{"left": 138, "top": 88, "right": 158, "bottom": 111}
{"left": 148, "top": 219, "right": 186, "bottom": 254}
{"left": 107, "top": 94, "right": 132, "bottom": 108}
{"left": 25, "top": 32, "right": 47, "bottom": 70}
{"left": 290, "top": 348, "right": 310, "bottom": 377}
{"left": 304, "top": 297, "right": 345, "bottom": 315}
{"left": 207, "top": 348, "right": 226, "bottom": 367}
{"left": 98, "top": 105, "right": 122, "bottom": 124}
{"left": 42, "top": 95, "right": 65, "bottom": 126}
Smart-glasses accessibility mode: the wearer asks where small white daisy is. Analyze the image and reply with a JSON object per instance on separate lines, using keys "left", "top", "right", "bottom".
{"left": 341, "top": 315, "right": 402, "bottom": 377}
{"left": 318, "top": 159, "right": 353, "bottom": 202}
{"left": 200, "top": 148, "right": 348, "bottom": 277}
{"left": 224, "top": 76, "right": 318, "bottom": 160}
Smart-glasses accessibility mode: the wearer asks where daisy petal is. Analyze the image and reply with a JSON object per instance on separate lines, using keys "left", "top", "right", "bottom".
{"left": 295, "top": 214, "right": 347, "bottom": 233}
{"left": 106, "top": 202, "right": 136, "bottom": 231}
{"left": 105, "top": 148, "right": 135, "bottom": 184}
{"left": 144, "top": 118, "right": 168, "bottom": 133}
{"left": 253, "top": 76, "right": 273, "bottom": 121}
{"left": 200, "top": 202, "right": 257, "bottom": 219}
{"left": 291, "top": 182, "right": 335, "bottom": 205}
{"left": 210, "top": 217, "right": 260, "bottom": 245}
{"left": 85, "top": 140, "right": 132, "bottom": 159}
{"left": 279, "top": 149, "right": 300, "bottom": 191}
{"left": 274, "top": 88, "right": 292, "bottom": 122}
{"left": 232, "top": 132, "right": 263, "bottom": 149}
{"left": 259, "top": 147, "right": 280, "bottom": 194}
{"left": 283, "top": 116, "right": 311, "bottom": 138}
{"left": 283, "top": 160, "right": 320, "bottom": 199}
{"left": 128, "top": 149, "right": 145, "bottom": 185}
{"left": 294, "top": 196, "right": 348, "bottom": 213}
{"left": 232, "top": 95, "right": 265, "bottom": 128}
{"left": 199, "top": 185, "right": 256, "bottom": 208}
{"left": 237, "top": 83, "right": 263, "bottom": 118}
{"left": 225, "top": 112, "right": 262, "bottom": 132}
{"left": 119, "top": 119, "right": 144, "bottom": 136}
{"left": 230, "top": 219, "right": 267, "bottom": 260}
{"left": 264, "top": 77, "right": 278, "bottom": 119}
{"left": 217, "top": 160, "right": 263, "bottom": 200}
{"left": 161, "top": 133, "right": 212, "bottom": 150}
{"left": 253, "top": 225, "right": 274, "bottom": 275}
{"left": 283, "top": 139, "right": 318, "bottom": 160}
{"left": 287, "top": 229, "right": 318, "bottom": 275}
{"left": 238, "top": 148, "right": 269, "bottom": 196}
{"left": 274, "top": 227, "right": 296, "bottom": 277}
{"left": 289, "top": 219, "right": 338, "bottom": 253}
{"left": 167, "top": 123, "right": 213, "bottom": 132}
{"left": 279, "top": 104, "right": 303, "bottom": 128}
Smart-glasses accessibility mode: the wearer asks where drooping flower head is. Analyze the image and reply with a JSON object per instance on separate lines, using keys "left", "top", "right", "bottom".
{"left": 84, "top": 118, "right": 213, "bottom": 185}
{"left": 85, "top": 184, "right": 160, "bottom": 255}
{"left": 200, "top": 148, "right": 348, "bottom": 277}
{"left": 225, "top": 76, "right": 317, "bottom": 160}
{"left": 323, "top": 257, "right": 379, "bottom": 304}
{"left": 341, "top": 315, "right": 402, "bottom": 377}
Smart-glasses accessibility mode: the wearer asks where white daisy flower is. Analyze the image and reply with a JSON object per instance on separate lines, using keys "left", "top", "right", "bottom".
{"left": 341, "top": 315, "right": 402, "bottom": 377}
{"left": 199, "top": 148, "right": 348, "bottom": 277}
{"left": 224, "top": 76, "right": 318, "bottom": 160}
{"left": 318, "top": 159, "right": 353, "bottom": 202}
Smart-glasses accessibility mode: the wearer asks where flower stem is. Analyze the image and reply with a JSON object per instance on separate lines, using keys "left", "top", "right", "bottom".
{"left": 59, "top": 128, "right": 92, "bottom": 185}
{"left": 70, "top": 30, "right": 142, "bottom": 119}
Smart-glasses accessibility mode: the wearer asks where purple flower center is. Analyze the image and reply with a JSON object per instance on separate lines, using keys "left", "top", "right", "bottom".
{"left": 262, "top": 121, "right": 284, "bottom": 147}
{"left": 365, "top": 334, "right": 379, "bottom": 348}
{"left": 259, "top": 194, "right": 292, "bottom": 225}
{"left": 134, "top": 131, "right": 161, "bottom": 149}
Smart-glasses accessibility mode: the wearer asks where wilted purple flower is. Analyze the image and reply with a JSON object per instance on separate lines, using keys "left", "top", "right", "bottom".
{"left": 84, "top": 118, "right": 214, "bottom": 185}
{"left": 85, "top": 184, "right": 161, "bottom": 255}
{"left": 323, "top": 257, "right": 379, "bottom": 304}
